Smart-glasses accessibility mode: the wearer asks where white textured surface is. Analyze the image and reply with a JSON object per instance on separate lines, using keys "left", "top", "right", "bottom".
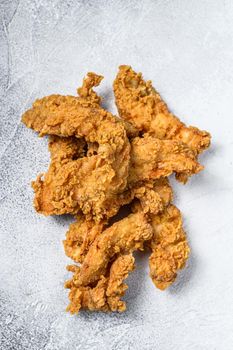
{"left": 0, "top": 0, "right": 233, "bottom": 349}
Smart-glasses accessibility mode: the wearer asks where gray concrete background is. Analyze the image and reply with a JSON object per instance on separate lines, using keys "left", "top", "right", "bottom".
{"left": 0, "top": 1, "right": 233, "bottom": 349}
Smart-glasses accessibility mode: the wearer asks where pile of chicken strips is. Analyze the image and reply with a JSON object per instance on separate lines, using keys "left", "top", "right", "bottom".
{"left": 22, "top": 66, "right": 211, "bottom": 314}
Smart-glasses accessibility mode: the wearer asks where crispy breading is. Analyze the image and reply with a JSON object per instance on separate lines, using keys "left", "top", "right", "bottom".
{"left": 32, "top": 136, "right": 86, "bottom": 216}
{"left": 48, "top": 135, "right": 86, "bottom": 162}
{"left": 131, "top": 180, "right": 189, "bottom": 289}
{"left": 77, "top": 72, "right": 103, "bottom": 104}
{"left": 22, "top": 74, "right": 130, "bottom": 221}
{"left": 65, "top": 254, "right": 135, "bottom": 314}
{"left": 64, "top": 211, "right": 150, "bottom": 314}
{"left": 32, "top": 154, "right": 126, "bottom": 220}
{"left": 31, "top": 130, "right": 201, "bottom": 219}
{"left": 149, "top": 205, "right": 190, "bottom": 290}
{"left": 22, "top": 93, "right": 130, "bottom": 187}
{"left": 114, "top": 65, "right": 211, "bottom": 156}
{"left": 132, "top": 178, "right": 173, "bottom": 215}
{"left": 106, "top": 254, "right": 135, "bottom": 312}
{"left": 23, "top": 70, "right": 204, "bottom": 220}
{"left": 63, "top": 215, "right": 106, "bottom": 263}
{"left": 20, "top": 68, "right": 210, "bottom": 315}
{"left": 63, "top": 179, "right": 172, "bottom": 264}
{"left": 113, "top": 66, "right": 206, "bottom": 290}
{"left": 74, "top": 212, "right": 152, "bottom": 287}
{"left": 129, "top": 135, "right": 203, "bottom": 184}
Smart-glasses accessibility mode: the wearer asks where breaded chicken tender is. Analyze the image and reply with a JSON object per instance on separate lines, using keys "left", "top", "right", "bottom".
{"left": 65, "top": 254, "right": 135, "bottom": 314}
{"left": 32, "top": 135, "right": 86, "bottom": 215}
{"left": 132, "top": 180, "right": 189, "bottom": 289}
{"left": 31, "top": 127, "right": 201, "bottom": 219}
{"left": 132, "top": 177, "right": 173, "bottom": 215}
{"left": 65, "top": 212, "right": 152, "bottom": 314}
{"left": 149, "top": 205, "right": 190, "bottom": 290}
{"left": 76, "top": 212, "right": 152, "bottom": 287}
{"left": 114, "top": 65, "right": 211, "bottom": 156}
{"left": 22, "top": 74, "right": 131, "bottom": 221}
{"left": 63, "top": 215, "right": 106, "bottom": 264}
{"left": 63, "top": 178, "right": 173, "bottom": 264}
{"left": 129, "top": 135, "right": 203, "bottom": 184}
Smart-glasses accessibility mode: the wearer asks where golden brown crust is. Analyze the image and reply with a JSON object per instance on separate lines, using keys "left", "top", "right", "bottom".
{"left": 23, "top": 69, "right": 206, "bottom": 221}
{"left": 77, "top": 72, "right": 103, "bottom": 104}
{"left": 63, "top": 179, "right": 172, "bottom": 267}
{"left": 65, "top": 254, "right": 135, "bottom": 314}
{"left": 131, "top": 178, "right": 173, "bottom": 215}
{"left": 131, "top": 179, "right": 189, "bottom": 290}
{"left": 129, "top": 135, "right": 203, "bottom": 184}
{"left": 48, "top": 135, "right": 86, "bottom": 162}
{"left": 113, "top": 66, "right": 198, "bottom": 289}
{"left": 113, "top": 65, "right": 211, "bottom": 156}
{"left": 22, "top": 74, "right": 131, "bottom": 221}
{"left": 149, "top": 205, "right": 190, "bottom": 290}
{"left": 31, "top": 136, "right": 87, "bottom": 216}
{"left": 65, "top": 212, "right": 151, "bottom": 314}
{"left": 31, "top": 155, "right": 124, "bottom": 220}
{"left": 76, "top": 212, "right": 152, "bottom": 287}
{"left": 63, "top": 216, "right": 106, "bottom": 263}
{"left": 20, "top": 68, "right": 210, "bottom": 314}
{"left": 31, "top": 127, "right": 202, "bottom": 220}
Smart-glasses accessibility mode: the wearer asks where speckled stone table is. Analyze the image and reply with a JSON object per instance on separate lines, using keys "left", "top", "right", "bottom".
{"left": 0, "top": 1, "right": 233, "bottom": 349}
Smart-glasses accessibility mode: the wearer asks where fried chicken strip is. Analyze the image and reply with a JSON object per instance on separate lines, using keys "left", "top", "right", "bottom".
{"left": 32, "top": 153, "right": 127, "bottom": 220}
{"left": 33, "top": 136, "right": 134, "bottom": 220}
{"left": 65, "top": 212, "right": 151, "bottom": 314}
{"left": 63, "top": 215, "right": 106, "bottom": 263}
{"left": 132, "top": 178, "right": 173, "bottom": 215}
{"left": 113, "top": 65, "right": 211, "bottom": 156}
{"left": 74, "top": 212, "right": 152, "bottom": 287}
{"left": 131, "top": 179, "right": 189, "bottom": 289}
{"left": 22, "top": 73, "right": 130, "bottom": 220}
{"left": 31, "top": 127, "right": 200, "bottom": 219}
{"left": 65, "top": 254, "right": 135, "bottom": 314}
{"left": 32, "top": 135, "right": 87, "bottom": 214}
{"left": 129, "top": 135, "right": 203, "bottom": 184}
{"left": 106, "top": 254, "right": 135, "bottom": 312}
{"left": 63, "top": 178, "right": 172, "bottom": 263}
{"left": 65, "top": 202, "right": 188, "bottom": 312}
{"left": 77, "top": 71, "right": 103, "bottom": 105}
{"left": 65, "top": 187, "right": 188, "bottom": 299}
{"left": 114, "top": 66, "right": 202, "bottom": 288}
{"left": 149, "top": 205, "right": 190, "bottom": 290}
{"left": 24, "top": 69, "right": 203, "bottom": 219}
